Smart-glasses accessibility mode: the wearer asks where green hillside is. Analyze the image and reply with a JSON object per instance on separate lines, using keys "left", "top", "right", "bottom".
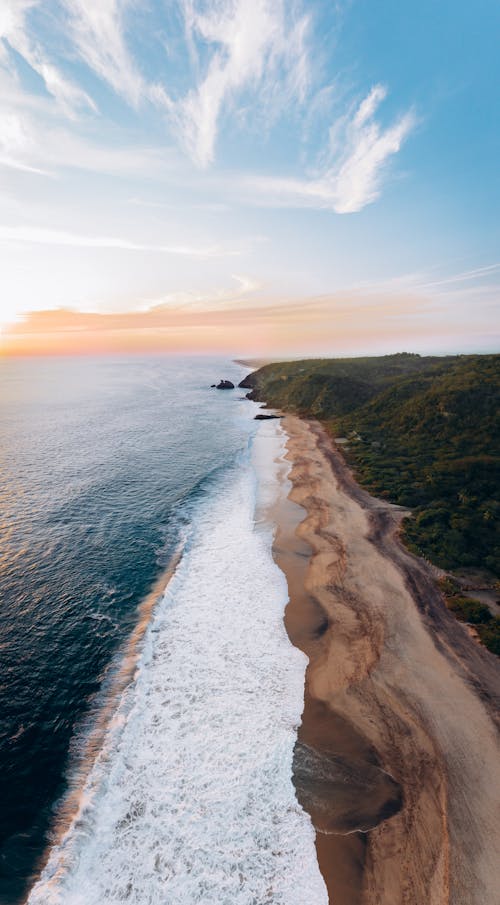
{"left": 242, "top": 353, "right": 456, "bottom": 418}
{"left": 332, "top": 356, "right": 500, "bottom": 573}
{"left": 245, "top": 353, "right": 500, "bottom": 652}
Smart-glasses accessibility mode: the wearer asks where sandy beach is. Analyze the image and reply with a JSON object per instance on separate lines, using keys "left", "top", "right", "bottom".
{"left": 272, "top": 415, "right": 500, "bottom": 905}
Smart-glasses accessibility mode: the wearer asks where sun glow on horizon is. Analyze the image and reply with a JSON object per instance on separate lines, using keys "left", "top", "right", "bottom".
{"left": 1, "top": 282, "right": 498, "bottom": 359}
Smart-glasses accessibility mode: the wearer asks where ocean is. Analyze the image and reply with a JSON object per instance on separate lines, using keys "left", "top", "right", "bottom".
{"left": 0, "top": 356, "right": 326, "bottom": 904}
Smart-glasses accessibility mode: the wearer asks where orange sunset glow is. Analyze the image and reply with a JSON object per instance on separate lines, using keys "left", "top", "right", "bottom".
{"left": 1, "top": 289, "right": 496, "bottom": 358}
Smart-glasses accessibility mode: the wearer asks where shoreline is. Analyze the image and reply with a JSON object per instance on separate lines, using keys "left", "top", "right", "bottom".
{"left": 24, "top": 547, "right": 185, "bottom": 902}
{"left": 27, "top": 419, "right": 328, "bottom": 905}
{"left": 272, "top": 414, "right": 500, "bottom": 904}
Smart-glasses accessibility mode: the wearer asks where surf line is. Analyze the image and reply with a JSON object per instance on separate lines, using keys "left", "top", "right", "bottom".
{"left": 28, "top": 540, "right": 186, "bottom": 892}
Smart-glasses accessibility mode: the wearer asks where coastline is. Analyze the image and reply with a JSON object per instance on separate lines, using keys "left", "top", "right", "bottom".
{"left": 271, "top": 414, "right": 500, "bottom": 905}
{"left": 25, "top": 547, "right": 185, "bottom": 899}
{"left": 28, "top": 417, "right": 328, "bottom": 905}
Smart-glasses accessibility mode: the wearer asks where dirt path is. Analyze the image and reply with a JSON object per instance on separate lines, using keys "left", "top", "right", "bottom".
{"left": 275, "top": 415, "right": 500, "bottom": 905}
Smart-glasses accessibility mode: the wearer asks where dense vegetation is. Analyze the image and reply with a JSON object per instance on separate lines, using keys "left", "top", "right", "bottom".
{"left": 243, "top": 353, "right": 457, "bottom": 418}
{"left": 246, "top": 353, "right": 500, "bottom": 654}
{"left": 439, "top": 578, "right": 500, "bottom": 656}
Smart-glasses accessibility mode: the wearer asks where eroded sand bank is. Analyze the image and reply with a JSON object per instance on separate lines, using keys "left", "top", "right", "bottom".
{"left": 273, "top": 415, "right": 500, "bottom": 905}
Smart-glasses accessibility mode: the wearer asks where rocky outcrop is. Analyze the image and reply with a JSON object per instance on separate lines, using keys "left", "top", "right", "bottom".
{"left": 238, "top": 375, "right": 255, "bottom": 389}
{"left": 214, "top": 380, "right": 235, "bottom": 390}
{"left": 238, "top": 374, "right": 260, "bottom": 401}
{"left": 254, "top": 413, "right": 281, "bottom": 420}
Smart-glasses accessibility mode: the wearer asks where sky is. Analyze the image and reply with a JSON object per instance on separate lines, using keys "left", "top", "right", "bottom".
{"left": 0, "top": 0, "right": 498, "bottom": 357}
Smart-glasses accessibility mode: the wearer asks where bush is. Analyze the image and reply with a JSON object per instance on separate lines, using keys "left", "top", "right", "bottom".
{"left": 477, "top": 618, "right": 500, "bottom": 656}
{"left": 438, "top": 576, "right": 461, "bottom": 596}
{"left": 446, "top": 596, "right": 492, "bottom": 624}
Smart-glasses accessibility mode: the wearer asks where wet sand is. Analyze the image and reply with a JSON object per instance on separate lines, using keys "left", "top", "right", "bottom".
{"left": 272, "top": 415, "right": 500, "bottom": 905}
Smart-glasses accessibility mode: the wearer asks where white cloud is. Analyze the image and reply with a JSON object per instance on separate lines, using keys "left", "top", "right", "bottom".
{"left": 0, "top": 108, "right": 55, "bottom": 174}
{"left": 0, "top": 0, "right": 95, "bottom": 113}
{"left": 414, "top": 262, "right": 500, "bottom": 290}
{"left": 348, "top": 263, "right": 500, "bottom": 300}
{"left": 0, "top": 224, "right": 240, "bottom": 257}
{"left": 0, "top": 109, "right": 30, "bottom": 154}
{"left": 0, "top": 98, "right": 180, "bottom": 178}
{"left": 0, "top": 0, "right": 149, "bottom": 111}
{"left": 144, "top": 274, "right": 261, "bottom": 312}
{"left": 241, "top": 85, "right": 416, "bottom": 213}
{"left": 331, "top": 85, "right": 415, "bottom": 212}
{"left": 353, "top": 83, "right": 387, "bottom": 127}
{"left": 60, "top": 0, "right": 146, "bottom": 108}
{"left": 0, "top": 3, "right": 414, "bottom": 215}
{"left": 0, "top": 3, "right": 175, "bottom": 180}
{"left": 0, "top": 155, "right": 49, "bottom": 174}
{"left": 171, "top": 0, "right": 310, "bottom": 166}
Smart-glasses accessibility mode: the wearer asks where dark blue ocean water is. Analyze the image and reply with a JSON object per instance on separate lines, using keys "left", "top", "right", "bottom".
{"left": 0, "top": 355, "right": 251, "bottom": 904}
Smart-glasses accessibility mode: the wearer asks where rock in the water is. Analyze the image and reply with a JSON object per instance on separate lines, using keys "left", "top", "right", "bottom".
{"left": 254, "top": 413, "right": 280, "bottom": 420}
{"left": 215, "top": 379, "right": 235, "bottom": 390}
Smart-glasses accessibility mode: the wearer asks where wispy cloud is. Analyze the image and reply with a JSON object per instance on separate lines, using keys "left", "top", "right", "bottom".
{"left": 0, "top": 224, "right": 239, "bottom": 257}
{"left": 0, "top": 155, "right": 50, "bottom": 175}
{"left": 331, "top": 85, "right": 415, "bottom": 212}
{"left": 60, "top": 0, "right": 146, "bottom": 108}
{"left": 0, "top": 109, "right": 53, "bottom": 174}
{"left": 0, "top": 1, "right": 415, "bottom": 216}
{"left": 141, "top": 274, "right": 261, "bottom": 312}
{"left": 168, "top": 0, "right": 311, "bottom": 166}
{"left": 343, "top": 263, "right": 500, "bottom": 305}
{"left": 0, "top": 0, "right": 95, "bottom": 113}
{"left": 0, "top": 1, "right": 312, "bottom": 179}
{"left": 242, "top": 85, "right": 416, "bottom": 212}
{"left": 1, "top": 0, "right": 160, "bottom": 113}
{"left": 414, "top": 262, "right": 500, "bottom": 290}
{"left": 0, "top": 98, "right": 181, "bottom": 178}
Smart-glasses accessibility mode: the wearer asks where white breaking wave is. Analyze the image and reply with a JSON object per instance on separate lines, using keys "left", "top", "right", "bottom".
{"left": 28, "top": 424, "right": 327, "bottom": 905}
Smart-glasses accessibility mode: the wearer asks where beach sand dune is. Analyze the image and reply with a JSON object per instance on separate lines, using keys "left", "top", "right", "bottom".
{"left": 274, "top": 416, "right": 500, "bottom": 905}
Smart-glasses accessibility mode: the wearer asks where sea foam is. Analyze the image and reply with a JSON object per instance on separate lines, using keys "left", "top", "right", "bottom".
{"left": 28, "top": 423, "right": 327, "bottom": 905}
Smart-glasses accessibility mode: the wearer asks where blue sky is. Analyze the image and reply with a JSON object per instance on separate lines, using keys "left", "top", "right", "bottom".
{"left": 0, "top": 0, "right": 498, "bottom": 355}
